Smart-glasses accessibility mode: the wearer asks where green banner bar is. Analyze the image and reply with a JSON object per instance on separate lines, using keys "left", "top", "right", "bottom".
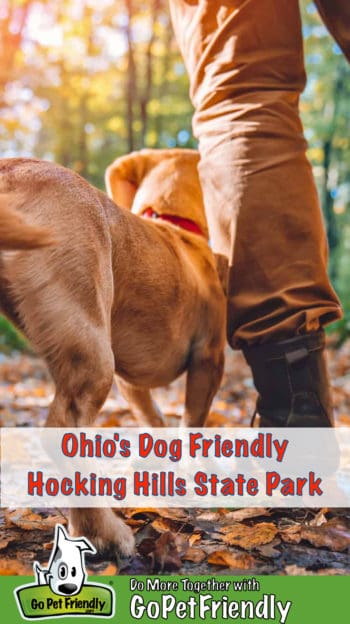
{"left": 1, "top": 575, "right": 348, "bottom": 623}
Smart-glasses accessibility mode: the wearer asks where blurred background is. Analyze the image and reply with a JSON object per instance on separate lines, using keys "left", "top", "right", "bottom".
{"left": 1, "top": 0, "right": 350, "bottom": 350}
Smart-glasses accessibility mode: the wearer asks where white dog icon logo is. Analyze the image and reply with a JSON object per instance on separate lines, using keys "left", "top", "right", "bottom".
{"left": 15, "top": 524, "right": 114, "bottom": 619}
{"left": 33, "top": 524, "right": 96, "bottom": 596}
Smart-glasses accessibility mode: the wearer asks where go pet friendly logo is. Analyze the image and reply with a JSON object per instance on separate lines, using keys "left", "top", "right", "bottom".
{"left": 15, "top": 524, "right": 115, "bottom": 620}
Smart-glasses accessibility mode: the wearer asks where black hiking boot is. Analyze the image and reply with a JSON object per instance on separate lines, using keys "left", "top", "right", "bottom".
{"left": 243, "top": 330, "right": 334, "bottom": 427}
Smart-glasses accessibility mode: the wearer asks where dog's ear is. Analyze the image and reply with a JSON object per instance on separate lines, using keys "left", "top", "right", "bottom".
{"left": 105, "top": 154, "right": 138, "bottom": 210}
{"left": 105, "top": 149, "right": 161, "bottom": 210}
{"left": 105, "top": 149, "right": 191, "bottom": 210}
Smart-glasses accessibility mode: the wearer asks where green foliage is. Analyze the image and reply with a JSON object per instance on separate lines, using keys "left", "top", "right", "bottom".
{"left": 0, "top": 317, "right": 28, "bottom": 352}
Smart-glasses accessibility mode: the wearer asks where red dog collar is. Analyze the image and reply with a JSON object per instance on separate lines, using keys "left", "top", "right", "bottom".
{"left": 142, "top": 207, "right": 205, "bottom": 238}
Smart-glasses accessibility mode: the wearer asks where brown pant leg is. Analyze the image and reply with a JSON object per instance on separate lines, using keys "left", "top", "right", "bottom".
{"left": 315, "top": 0, "right": 350, "bottom": 61}
{"left": 169, "top": 0, "right": 342, "bottom": 348}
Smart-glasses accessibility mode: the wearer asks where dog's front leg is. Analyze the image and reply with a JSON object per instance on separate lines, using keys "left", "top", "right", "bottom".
{"left": 182, "top": 349, "right": 224, "bottom": 427}
{"left": 69, "top": 508, "right": 134, "bottom": 558}
{"left": 117, "top": 377, "right": 165, "bottom": 426}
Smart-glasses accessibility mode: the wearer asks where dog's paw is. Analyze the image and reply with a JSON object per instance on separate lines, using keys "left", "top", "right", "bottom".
{"left": 93, "top": 516, "right": 135, "bottom": 558}
{"left": 69, "top": 508, "right": 135, "bottom": 559}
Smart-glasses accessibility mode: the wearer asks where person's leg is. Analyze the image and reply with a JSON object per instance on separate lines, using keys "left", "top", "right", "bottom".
{"left": 169, "top": 0, "right": 342, "bottom": 426}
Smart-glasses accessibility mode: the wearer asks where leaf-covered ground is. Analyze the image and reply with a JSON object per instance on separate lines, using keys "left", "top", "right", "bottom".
{"left": 0, "top": 342, "right": 350, "bottom": 576}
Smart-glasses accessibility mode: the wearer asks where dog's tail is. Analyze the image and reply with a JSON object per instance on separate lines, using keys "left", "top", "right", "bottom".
{"left": 0, "top": 197, "right": 55, "bottom": 250}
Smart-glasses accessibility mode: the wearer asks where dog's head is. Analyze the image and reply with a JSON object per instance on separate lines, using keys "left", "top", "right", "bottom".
{"left": 46, "top": 525, "right": 95, "bottom": 596}
{"left": 105, "top": 148, "right": 209, "bottom": 238}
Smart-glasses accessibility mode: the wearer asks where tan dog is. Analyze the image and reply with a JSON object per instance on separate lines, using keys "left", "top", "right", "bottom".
{"left": 0, "top": 149, "right": 226, "bottom": 557}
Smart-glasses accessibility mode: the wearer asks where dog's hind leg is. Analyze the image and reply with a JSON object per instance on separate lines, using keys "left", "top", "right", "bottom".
{"left": 182, "top": 348, "right": 225, "bottom": 427}
{"left": 116, "top": 378, "right": 165, "bottom": 426}
{"left": 45, "top": 342, "right": 114, "bottom": 429}
{"left": 45, "top": 335, "right": 135, "bottom": 558}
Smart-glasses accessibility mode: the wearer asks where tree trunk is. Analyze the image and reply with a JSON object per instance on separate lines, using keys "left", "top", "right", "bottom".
{"left": 76, "top": 7, "right": 94, "bottom": 178}
{"left": 140, "top": 0, "right": 161, "bottom": 147}
{"left": 56, "top": 62, "right": 72, "bottom": 168}
{"left": 322, "top": 138, "right": 339, "bottom": 252}
{"left": 124, "top": 0, "right": 137, "bottom": 152}
{"left": 77, "top": 94, "right": 88, "bottom": 176}
{"left": 154, "top": 20, "right": 173, "bottom": 142}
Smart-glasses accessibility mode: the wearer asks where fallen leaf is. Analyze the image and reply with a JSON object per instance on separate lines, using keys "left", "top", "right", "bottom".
{"left": 280, "top": 525, "right": 302, "bottom": 544}
{"left": 196, "top": 511, "right": 221, "bottom": 522}
{"left": 309, "top": 509, "right": 329, "bottom": 527}
{"left": 300, "top": 519, "right": 350, "bottom": 552}
{"left": 125, "top": 518, "right": 147, "bottom": 529}
{"left": 6, "top": 509, "right": 66, "bottom": 531}
{"left": 284, "top": 565, "right": 310, "bottom": 576}
{"left": 0, "top": 559, "right": 32, "bottom": 575}
{"left": 157, "top": 509, "right": 189, "bottom": 521}
{"left": 207, "top": 550, "right": 257, "bottom": 569}
{"left": 124, "top": 508, "right": 188, "bottom": 522}
{"left": 189, "top": 533, "right": 202, "bottom": 546}
{"left": 96, "top": 563, "right": 118, "bottom": 575}
{"left": 43, "top": 541, "right": 54, "bottom": 550}
{"left": 224, "top": 509, "right": 270, "bottom": 522}
{"left": 255, "top": 538, "right": 281, "bottom": 559}
{"left": 138, "top": 538, "right": 157, "bottom": 556}
{"left": 223, "top": 522, "right": 278, "bottom": 549}
{"left": 151, "top": 517, "right": 185, "bottom": 534}
{"left": 123, "top": 508, "right": 160, "bottom": 519}
{"left": 153, "top": 532, "right": 182, "bottom": 573}
{"left": 183, "top": 547, "right": 206, "bottom": 563}
{"left": 0, "top": 537, "right": 16, "bottom": 550}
